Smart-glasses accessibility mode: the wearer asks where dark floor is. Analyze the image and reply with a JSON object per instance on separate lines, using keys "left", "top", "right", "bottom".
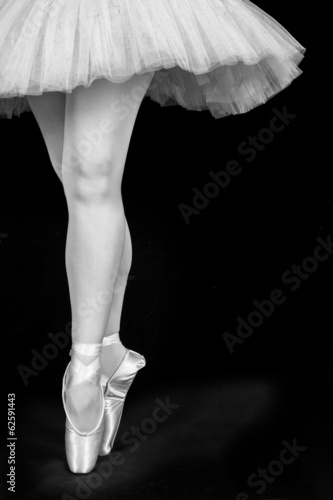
{"left": 1, "top": 35, "right": 332, "bottom": 499}
{"left": 5, "top": 373, "right": 333, "bottom": 500}
{"left": 1, "top": 377, "right": 320, "bottom": 499}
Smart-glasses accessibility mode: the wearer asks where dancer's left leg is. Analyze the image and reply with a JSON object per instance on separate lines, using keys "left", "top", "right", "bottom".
{"left": 60, "top": 73, "right": 154, "bottom": 430}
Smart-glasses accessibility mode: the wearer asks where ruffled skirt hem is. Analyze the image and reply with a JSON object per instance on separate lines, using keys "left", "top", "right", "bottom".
{"left": 0, "top": 0, "right": 305, "bottom": 119}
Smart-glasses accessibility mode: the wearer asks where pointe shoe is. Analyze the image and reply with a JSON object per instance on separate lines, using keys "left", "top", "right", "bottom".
{"left": 99, "top": 339, "right": 146, "bottom": 456}
{"left": 62, "top": 342, "right": 105, "bottom": 473}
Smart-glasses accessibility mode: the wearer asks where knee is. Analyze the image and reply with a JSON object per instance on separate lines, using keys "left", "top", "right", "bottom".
{"left": 64, "top": 158, "right": 122, "bottom": 203}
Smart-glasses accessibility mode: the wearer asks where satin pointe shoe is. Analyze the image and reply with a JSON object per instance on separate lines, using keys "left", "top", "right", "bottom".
{"left": 62, "top": 342, "right": 105, "bottom": 473}
{"left": 99, "top": 335, "right": 146, "bottom": 456}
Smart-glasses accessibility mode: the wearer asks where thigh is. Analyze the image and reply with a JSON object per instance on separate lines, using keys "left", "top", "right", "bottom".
{"left": 61, "top": 72, "right": 155, "bottom": 180}
{"left": 26, "top": 91, "right": 66, "bottom": 181}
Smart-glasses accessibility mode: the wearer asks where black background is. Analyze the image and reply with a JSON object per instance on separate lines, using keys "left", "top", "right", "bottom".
{"left": 1, "top": 2, "right": 331, "bottom": 499}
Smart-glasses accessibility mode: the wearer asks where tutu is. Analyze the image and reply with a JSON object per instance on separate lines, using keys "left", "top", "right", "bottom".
{"left": 0, "top": 0, "right": 305, "bottom": 119}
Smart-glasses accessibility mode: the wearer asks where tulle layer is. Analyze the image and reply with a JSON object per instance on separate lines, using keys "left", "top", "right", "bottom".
{"left": 0, "top": 0, "right": 305, "bottom": 119}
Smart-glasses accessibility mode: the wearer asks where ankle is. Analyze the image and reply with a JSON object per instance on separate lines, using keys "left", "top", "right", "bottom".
{"left": 102, "top": 331, "right": 122, "bottom": 346}
{"left": 68, "top": 341, "right": 103, "bottom": 387}
{"left": 100, "top": 332, "right": 126, "bottom": 378}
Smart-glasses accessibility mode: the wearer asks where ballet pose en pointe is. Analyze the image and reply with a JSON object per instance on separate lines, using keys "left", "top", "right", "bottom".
{"left": 0, "top": 0, "right": 305, "bottom": 473}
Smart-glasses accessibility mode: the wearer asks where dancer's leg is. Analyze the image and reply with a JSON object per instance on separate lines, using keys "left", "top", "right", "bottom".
{"left": 27, "top": 77, "right": 150, "bottom": 380}
{"left": 27, "top": 89, "right": 135, "bottom": 335}
{"left": 62, "top": 73, "right": 154, "bottom": 344}
{"left": 99, "top": 219, "right": 132, "bottom": 378}
{"left": 104, "top": 219, "right": 132, "bottom": 336}
{"left": 60, "top": 73, "right": 154, "bottom": 430}
{"left": 26, "top": 92, "right": 66, "bottom": 183}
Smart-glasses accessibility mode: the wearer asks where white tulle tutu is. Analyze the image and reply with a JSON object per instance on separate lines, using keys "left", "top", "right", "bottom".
{"left": 0, "top": 0, "right": 305, "bottom": 119}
